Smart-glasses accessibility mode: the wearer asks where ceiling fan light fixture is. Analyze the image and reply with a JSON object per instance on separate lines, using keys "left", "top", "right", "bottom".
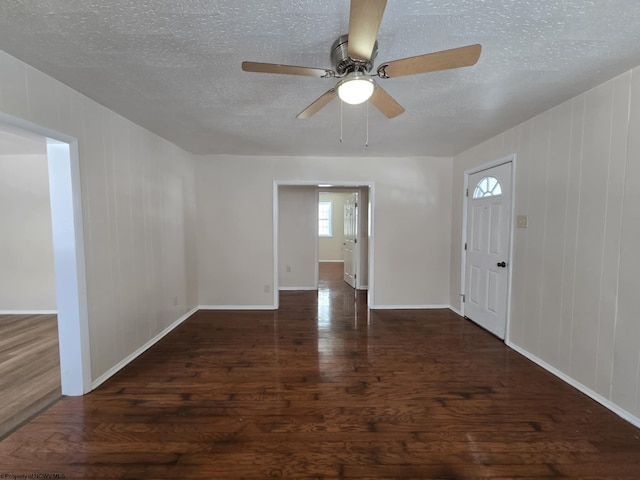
{"left": 337, "top": 75, "right": 376, "bottom": 105}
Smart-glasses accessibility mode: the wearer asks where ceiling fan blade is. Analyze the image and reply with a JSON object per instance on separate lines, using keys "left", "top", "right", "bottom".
{"left": 378, "top": 44, "right": 482, "bottom": 78}
{"left": 369, "top": 85, "right": 404, "bottom": 119}
{"left": 296, "top": 89, "right": 338, "bottom": 119}
{"left": 242, "top": 61, "right": 335, "bottom": 78}
{"left": 347, "top": 0, "right": 387, "bottom": 61}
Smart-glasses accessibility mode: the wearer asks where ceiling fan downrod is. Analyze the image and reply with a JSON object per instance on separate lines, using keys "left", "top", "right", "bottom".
{"left": 331, "top": 34, "right": 378, "bottom": 76}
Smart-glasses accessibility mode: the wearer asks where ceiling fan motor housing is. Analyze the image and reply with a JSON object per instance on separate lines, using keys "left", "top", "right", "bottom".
{"left": 331, "top": 34, "right": 378, "bottom": 75}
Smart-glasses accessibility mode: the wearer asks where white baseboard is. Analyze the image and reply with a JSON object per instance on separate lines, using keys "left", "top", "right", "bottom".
{"left": 198, "top": 304, "right": 277, "bottom": 310}
{"left": 280, "top": 285, "right": 369, "bottom": 291}
{"left": 371, "top": 304, "right": 451, "bottom": 310}
{"left": 91, "top": 307, "right": 198, "bottom": 390}
{"left": 0, "top": 310, "right": 58, "bottom": 315}
{"left": 319, "top": 260, "right": 344, "bottom": 263}
{"left": 506, "top": 340, "right": 640, "bottom": 429}
{"left": 449, "top": 305, "right": 462, "bottom": 316}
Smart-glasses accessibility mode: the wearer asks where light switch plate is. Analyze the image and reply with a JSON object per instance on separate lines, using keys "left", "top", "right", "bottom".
{"left": 517, "top": 215, "right": 528, "bottom": 228}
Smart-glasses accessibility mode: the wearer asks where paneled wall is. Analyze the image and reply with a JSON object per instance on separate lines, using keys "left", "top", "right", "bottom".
{"left": 0, "top": 153, "right": 56, "bottom": 311}
{"left": 195, "top": 155, "right": 453, "bottom": 308}
{"left": 0, "top": 50, "right": 198, "bottom": 384}
{"left": 451, "top": 69, "right": 640, "bottom": 423}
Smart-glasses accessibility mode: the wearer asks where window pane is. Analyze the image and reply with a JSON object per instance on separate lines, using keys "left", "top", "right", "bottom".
{"left": 318, "top": 201, "right": 332, "bottom": 237}
{"left": 473, "top": 176, "right": 502, "bottom": 199}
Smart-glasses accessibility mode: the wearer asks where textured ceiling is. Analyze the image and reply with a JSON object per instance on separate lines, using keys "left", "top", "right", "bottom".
{"left": 2, "top": 1, "right": 640, "bottom": 157}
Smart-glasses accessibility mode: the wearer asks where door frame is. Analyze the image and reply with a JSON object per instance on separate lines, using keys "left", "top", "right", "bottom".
{"left": 460, "top": 154, "right": 516, "bottom": 341}
{"left": 0, "top": 112, "right": 91, "bottom": 395}
{"left": 273, "top": 181, "right": 375, "bottom": 309}
{"left": 341, "top": 191, "right": 360, "bottom": 289}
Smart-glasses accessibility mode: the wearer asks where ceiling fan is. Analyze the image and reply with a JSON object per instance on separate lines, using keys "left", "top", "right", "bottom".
{"left": 242, "top": 0, "right": 481, "bottom": 120}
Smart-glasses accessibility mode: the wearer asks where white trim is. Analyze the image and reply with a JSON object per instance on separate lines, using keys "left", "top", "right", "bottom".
{"left": 48, "top": 139, "right": 92, "bottom": 395}
{"left": 91, "top": 307, "right": 198, "bottom": 390}
{"left": 372, "top": 304, "right": 451, "bottom": 310}
{"left": 278, "top": 287, "right": 317, "bottom": 291}
{"left": 367, "top": 184, "right": 375, "bottom": 309}
{"left": 198, "top": 305, "right": 277, "bottom": 311}
{"left": 0, "top": 113, "right": 92, "bottom": 396}
{"left": 449, "top": 305, "right": 463, "bottom": 316}
{"left": 319, "top": 260, "right": 345, "bottom": 263}
{"left": 272, "top": 182, "right": 280, "bottom": 309}
{"left": 0, "top": 310, "right": 58, "bottom": 315}
{"left": 507, "top": 340, "right": 640, "bottom": 429}
{"left": 314, "top": 188, "right": 320, "bottom": 290}
{"left": 460, "top": 154, "right": 516, "bottom": 340}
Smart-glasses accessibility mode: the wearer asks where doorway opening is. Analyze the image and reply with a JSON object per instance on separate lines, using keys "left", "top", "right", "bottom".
{"left": 274, "top": 181, "right": 375, "bottom": 309}
{"left": 0, "top": 114, "right": 91, "bottom": 398}
{"left": 0, "top": 123, "right": 60, "bottom": 436}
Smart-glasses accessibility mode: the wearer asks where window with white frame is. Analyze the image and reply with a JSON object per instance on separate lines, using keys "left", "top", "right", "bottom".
{"left": 318, "top": 201, "right": 332, "bottom": 237}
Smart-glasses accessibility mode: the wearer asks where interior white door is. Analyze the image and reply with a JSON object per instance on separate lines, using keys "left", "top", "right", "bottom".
{"left": 343, "top": 192, "right": 359, "bottom": 288}
{"left": 465, "top": 162, "right": 512, "bottom": 339}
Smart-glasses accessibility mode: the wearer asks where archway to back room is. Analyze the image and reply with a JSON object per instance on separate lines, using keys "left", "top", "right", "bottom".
{"left": 274, "top": 181, "right": 374, "bottom": 309}
{"left": 0, "top": 115, "right": 91, "bottom": 401}
{"left": 0, "top": 122, "right": 60, "bottom": 436}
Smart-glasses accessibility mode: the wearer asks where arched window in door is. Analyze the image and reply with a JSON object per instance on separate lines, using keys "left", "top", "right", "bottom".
{"left": 473, "top": 176, "right": 502, "bottom": 199}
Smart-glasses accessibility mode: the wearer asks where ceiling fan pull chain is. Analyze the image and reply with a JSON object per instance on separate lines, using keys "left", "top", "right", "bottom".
{"left": 365, "top": 101, "right": 369, "bottom": 147}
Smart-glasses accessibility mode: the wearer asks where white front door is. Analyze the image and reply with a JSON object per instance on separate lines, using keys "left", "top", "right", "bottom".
{"left": 465, "top": 162, "right": 512, "bottom": 339}
{"left": 343, "top": 192, "right": 358, "bottom": 288}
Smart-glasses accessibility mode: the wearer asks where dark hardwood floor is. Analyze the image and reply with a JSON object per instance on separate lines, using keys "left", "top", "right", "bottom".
{"left": 0, "top": 263, "right": 639, "bottom": 478}
{"left": 0, "top": 314, "right": 61, "bottom": 438}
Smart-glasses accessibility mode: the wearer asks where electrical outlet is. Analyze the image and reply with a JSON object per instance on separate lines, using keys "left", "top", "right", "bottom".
{"left": 286, "top": 265, "right": 291, "bottom": 273}
{"left": 173, "top": 296, "right": 178, "bottom": 306}
{"left": 264, "top": 285, "right": 271, "bottom": 294}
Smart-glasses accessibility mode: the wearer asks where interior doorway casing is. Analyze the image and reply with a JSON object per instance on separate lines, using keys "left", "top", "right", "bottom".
{"left": 460, "top": 154, "right": 516, "bottom": 341}
{"left": 273, "top": 181, "right": 375, "bottom": 309}
{"left": 0, "top": 113, "right": 91, "bottom": 395}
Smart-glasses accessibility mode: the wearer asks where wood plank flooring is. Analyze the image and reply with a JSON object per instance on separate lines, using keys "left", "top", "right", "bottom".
{"left": 1, "top": 264, "right": 639, "bottom": 478}
{"left": 0, "top": 314, "right": 61, "bottom": 438}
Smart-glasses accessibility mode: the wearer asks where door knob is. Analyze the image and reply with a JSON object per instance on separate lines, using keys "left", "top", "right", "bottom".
{"left": 497, "top": 261, "right": 507, "bottom": 268}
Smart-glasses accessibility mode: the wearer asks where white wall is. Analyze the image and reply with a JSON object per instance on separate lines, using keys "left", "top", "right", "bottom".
{"left": 451, "top": 67, "right": 640, "bottom": 423}
{"left": 318, "top": 191, "right": 350, "bottom": 262}
{"left": 278, "top": 186, "right": 318, "bottom": 289}
{"left": 195, "top": 155, "right": 453, "bottom": 308}
{"left": 0, "top": 50, "right": 198, "bottom": 384}
{"left": 0, "top": 153, "right": 56, "bottom": 311}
